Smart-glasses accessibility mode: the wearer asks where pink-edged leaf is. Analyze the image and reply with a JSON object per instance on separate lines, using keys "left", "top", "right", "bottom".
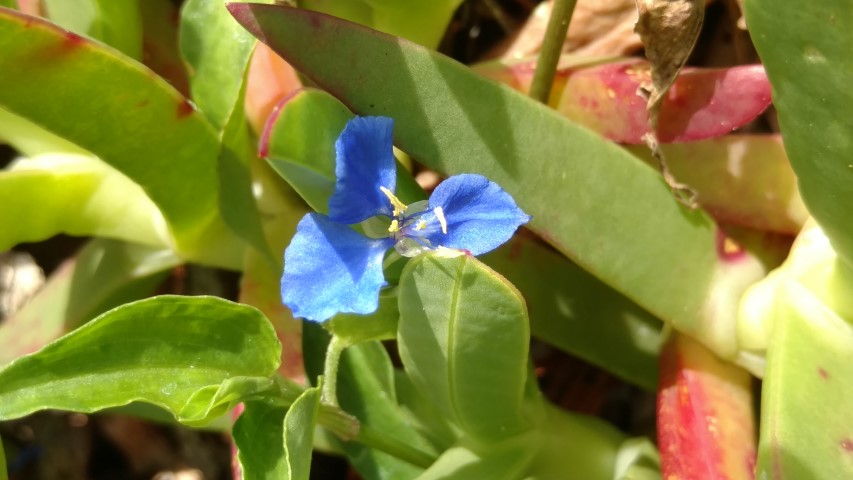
{"left": 658, "top": 333, "right": 757, "bottom": 480}
{"left": 627, "top": 135, "right": 808, "bottom": 235}
{"left": 562, "top": 60, "right": 771, "bottom": 143}
{"left": 478, "top": 59, "right": 771, "bottom": 144}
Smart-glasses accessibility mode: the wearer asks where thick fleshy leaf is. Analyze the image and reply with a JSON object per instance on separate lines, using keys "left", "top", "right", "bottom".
{"left": 416, "top": 174, "right": 530, "bottom": 255}
{"left": 0, "top": 239, "right": 180, "bottom": 366}
{"left": 745, "top": 0, "right": 853, "bottom": 265}
{"left": 757, "top": 280, "right": 853, "bottom": 479}
{"left": 298, "top": 0, "right": 461, "bottom": 49}
{"left": 627, "top": 135, "right": 807, "bottom": 235}
{"left": 657, "top": 334, "right": 756, "bottom": 480}
{"left": 0, "top": 9, "right": 242, "bottom": 268}
{"left": 227, "top": 4, "right": 722, "bottom": 348}
{"left": 478, "top": 59, "right": 772, "bottom": 144}
{"left": 482, "top": 235, "right": 662, "bottom": 390}
{"left": 0, "top": 295, "right": 281, "bottom": 421}
{"left": 282, "top": 213, "right": 393, "bottom": 322}
{"left": 398, "top": 253, "right": 538, "bottom": 441}
{"left": 42, "top": 0, "right": 143, "bottom": 59}
{"left": 233, "top": 401, "right": 288, "bottom": 480}
{"left": 0, "top": 153, "right": 167, "bottom": 250}
{"left": 328, "top": 116, "right": 396, "bottom": 224}
{"left": 561, "top": 61, "right": 771, "bottom": 144}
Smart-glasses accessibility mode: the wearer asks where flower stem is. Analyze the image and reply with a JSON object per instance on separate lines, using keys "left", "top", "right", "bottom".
{"left": 322, "top": 335, "right": 346, "bottom": 407}
{"left": 528, "top": 0, "right": 578, "bottom": 104}
{"left": 356, "top": 424, "right": 436, "bottom": 469}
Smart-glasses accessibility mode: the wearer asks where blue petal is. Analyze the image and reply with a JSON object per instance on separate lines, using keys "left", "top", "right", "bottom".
{"left": 412, "top": 174, "right": 531, "bottom": 256}
{"left": 328, "top": 116, "right": 397, "bottom": 224}
{"left": 281, "top": 213, "right": 394, "bottom": 322}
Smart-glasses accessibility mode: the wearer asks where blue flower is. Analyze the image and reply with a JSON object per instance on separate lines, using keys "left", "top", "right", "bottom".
{"left": 281, "top": 116, "right": 531, "bottom": 322}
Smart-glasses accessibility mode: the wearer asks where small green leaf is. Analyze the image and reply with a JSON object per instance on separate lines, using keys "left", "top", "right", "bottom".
{"left": 327, "top": 290, "right": 399, "bottom": 346}
{"left": 0, "top": 238, "right": 180, "bottom": 366}
{"left": 43, "top": 0, "right": 143, "bottom": 59}
{"left": 179, "top": 376, "right": 274, "bottom": 426}
{"left": 284, "top": 385, "right": 322, "bottom": 480}
{"left": 0, "top": 295, "right": 281, "bottom": 422}
{"left": 746, "top": 0, "right": 853, "bottom": 264}
{"left": 398, "top": 253, "right": 536, "bottom": 441}
{"left": 233, "top": 401, "right": 288, "bottom": 479}
{"left": 417, "top": 434, "right": 537, "bottom": 480}
{"left": 263, "top": 88, "right": 425, "bottom": 214}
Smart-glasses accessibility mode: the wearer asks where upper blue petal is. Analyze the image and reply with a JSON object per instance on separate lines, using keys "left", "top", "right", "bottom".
{"left": 328, "top": 116, "right": 397, "bottom": 224}
{"left": 281, "top": 213, "right": 394, "bottom": 322}
{"left": 411, "top": 174, "right": 530, "bottom": 256}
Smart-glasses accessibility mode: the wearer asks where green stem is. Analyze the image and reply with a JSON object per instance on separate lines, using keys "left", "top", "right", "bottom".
{"left": 321, "top": 335, "right": 346, "bottom": 407}
{"left": 528, "top": 0, "right": 578, "bottom": 104}
{"left": 356, "top": 424, "right": 436, "bottom": 469}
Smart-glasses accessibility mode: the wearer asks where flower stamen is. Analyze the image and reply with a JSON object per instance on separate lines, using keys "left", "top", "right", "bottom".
{"left": 388, "top": 219, "right": 400, "bottom": 233}
{"left": 434, "top": 207, "right": 448, "bottom": 234}
{"left": 379, "top": 186, "right": 408, "bottom": 217}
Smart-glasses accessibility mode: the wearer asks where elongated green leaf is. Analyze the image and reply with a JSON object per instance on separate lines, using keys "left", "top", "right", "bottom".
{"left": 43, "top": 0, "right": 142, "bottom": 59}
{"left": 398, "top": 253, "right": 537, "bottom": 441}
{"left": 179, "top": 376, "right": 274, "bottom": 426}
{"left": 0, "top": 9, "right": 241, "bottom": 267}
{"left": 0, "top": 295, "right": 281, "bottom": 421}
{"left": 0, "top": 238, "right": 179, "bottom": 366}
{"left": 234, "top": 401, "right": 288, "bottom": 479}
{"left": 179, "top": 0, "right": 272, "bottom": 261}
{"left": 284, "top": 385, "right": 321, "bottom": 480}
{"left": 0, "top": 153, "right": 166, "bottom": 250}
{"left": 298, "top": 0, "right": 461, "bottom": 48}
{"left": 483, "top": 236, "right": 662, "bottom": 390}
{"left": 745, "top": 0, "right": 853, "bottom": 264}
{"left": 758, "top": 281, "right": 853, "bottom": 479}
{"left": 228, "top": 3, "right": 719, "bottom": 331}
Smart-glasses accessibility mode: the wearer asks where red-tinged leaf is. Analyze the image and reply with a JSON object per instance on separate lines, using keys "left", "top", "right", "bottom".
{"left": 562, "top": 60, "right": 771, "bottom": 143}
{"left": 245, "top": 42, "right": 303, "bottom": 136}
{"left": 627, "top": 135, "right": 808, "bottom": 235}
{"left": 478, "top": 59, "right": 771, "bottom": 144}
{"left": 658, "top": 333, "right": 756, "bottom": 480}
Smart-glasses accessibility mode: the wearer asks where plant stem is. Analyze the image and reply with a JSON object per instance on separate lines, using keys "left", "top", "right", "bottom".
{"left": 321, "top": 335, "right": 345, "bottom": 407}
{"left": 528, "top": 0, "right": 578, "bottom": 104}
{"left": 356, "top": 424, "right": 436, "bottom": 469}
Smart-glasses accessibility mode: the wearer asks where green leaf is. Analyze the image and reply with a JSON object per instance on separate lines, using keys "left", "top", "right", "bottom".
{"left": 0, "top": 10, "right": 241, "bottom": 267}
{"left": 179, "top": 376, "right": 274, "bottom": 426}
{"left": 482, "top": 236, "right": 662, "bottom": 391}
{"left": 0, "top": 435, "right": 6, "bottom": 480}
{"left": 745, "top": 0, "right": 853, "bottom": 264}
{"left": 234, "top": 401, "right": 288, "bottom": 480}
{"left": 0, "top": 295, "right": 281, "bottom": 422}
{"left": 42, "top": 0, "right": 143, "bottom": 59}
{"left": 180, "top": 0, "right": 273, "bottom": 262}
{"left": 228, "top": 3, "right": 719, "bottom": 333}
{"left": 283, "top": 384, "right": 322, "bottom": 480}
{"left": 0, "top": 152, "right": 167, "bottom": 251}
{"left": 297, "top": 0, "right": 461, "bottom": 48}
{"left": 327, "top": 289, "right": 399, "bottom": 346}
{"left": 398, "top": 253, "right": 537, "bottom": 442}
{"left": 337, "top": 341, "right": 430, "bottom": 479}
{"left": 263, "top": 87, "right": 425, "bottom": 214}
{"left": 0, "top": 238, "right": 180, "bottom": 366}
{"left": 757, "top": 281, "right": 853, "bottom": 479}
{"left": 418, "top": 434, "right": 537, "bottom": 480}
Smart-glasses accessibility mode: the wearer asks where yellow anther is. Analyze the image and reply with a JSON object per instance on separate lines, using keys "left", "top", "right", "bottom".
{"left": 388, "top": 219, "right": 400, "bottom": 233}
{"left": 379, "top": 186, "right": 408, "bottom": 217}
{"left": 434, "top": 207, "right": 448, "bottom": 234}
{"left": 414, "top": 218, "right": 427, "bottom": 231}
